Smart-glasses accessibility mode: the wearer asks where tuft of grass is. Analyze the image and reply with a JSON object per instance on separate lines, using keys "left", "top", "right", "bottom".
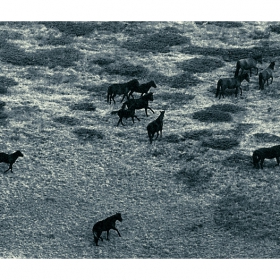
{"left": 253, "top": 133, "right": 280, "bottom": 142}
{"left": 102, "top": 62, "right": 148, "bottom": 77}
{"left": 270, "top": 24, "right": 280, "bottom": 34}
{"left": 222, "top": 153, "right": 252, "bottom": 167}
{"left": 164, "top": 134, "right": 185, "bottom": 143}
{"left": 193, "top": 109, "right": 233, "bottom": 122}
{"left": 0, "top": 101, "right": 6, "bottom": 109}
{"left": 207, "top": 22, "right": 243, "bottom": 28}
{"left": 73, "top": 128, "right": 104, "bottom": 140}
{"left": 214, "top": 191, "right": 280, "bottom": 241}
{"left": 176, "top": 166, "right": 213, "bottom": 193}
{"left": 165, "top": 72, "right": 201, "bottom": 89}
{"left": 53, "top": 116, "right": 80, "bottom": 126}
{"left": 39, "top": 34, "right": 73, "bottom": 46}
{"left": 91, "top": 58, "right": 115, "bottom": 66}
{"left": 202, "top": 137, "right": 239, "bottom": 150}
{"left": 70, "top": 102, "right": 96, "bottom": 111}
{"left": 124, "top": 30, "right": 191, "bottom": 53}
{"left": 0, "top": 43, "right": 80, "bottom": 68}
{"left": 177, "top": 57, "right": 224, "bottom": 73}
{"left": 182, "top": 129, "right": 213, "bottom": 141}
{"left": 208, "top": 104, "right": 245, "bottom": 113}
{"left": 0, "top": 76, "right": 18, "bottom": 88}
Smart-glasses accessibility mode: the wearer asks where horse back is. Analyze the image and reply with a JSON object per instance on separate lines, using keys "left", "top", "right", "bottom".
{"left": 255, "top": 146, "right": 280, "bottom": 159}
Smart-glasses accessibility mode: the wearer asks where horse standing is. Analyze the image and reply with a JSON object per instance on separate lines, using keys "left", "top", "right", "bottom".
{"left": 128, "top": 80, "right": 157, "bottom": 99}
{"left": 123, "top": 92, "right": 154, "bottom": 116}
{"left": 147, "top": 111, "right": 165, "bottom": 144}
{"left": 253, "top": 145, "right": 280, "bottom": 169}
{"left": 92, "top": 213, "right": 123, "bottom": 246}
{"left": 107, "top": 79, "right": 139, "bottom": 104}
{"left": 234, "top": 54, "right": 263, "bottom": 77}
{"left": 216, "top": 73, "right": 250, "bottom": 99}
{"left": 259, "top": 61, "right": 275, "bottom": 90}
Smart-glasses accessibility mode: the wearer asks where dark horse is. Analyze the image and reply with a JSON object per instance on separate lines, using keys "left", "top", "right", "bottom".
{"left": 0, "top": 150, "right": 23, "bottom": 173}
{"left": 259, "top": 61, "right": 275, "bottom": 90}
{"left": 111, "top": 106, "right": 140, "bottom": 126}
{"left": 235, "top": 54, "right": 263, "bottom": 77}
{"left": 147, "top": 111, "right": 165, "bottom": 144}
{"left": 253, "top": 145, "right": 280, "bottom": 169}
{"left": 128, "top": 80, "right": 157, "bottom": 99}
{"left": 107, "top": 79, "right": 139, "bottom": 104}
{"left": 123, "top": 92, "right": 154, "bottom": 116}
{"left": 216, "top": 73, "right": 250, "bottom": 99}
{"left": 92, "top": 213, "right": 122, "bottom": 246}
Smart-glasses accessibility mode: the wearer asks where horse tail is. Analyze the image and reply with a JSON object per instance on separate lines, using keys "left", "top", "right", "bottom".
{"left": 235, "top": 61, "right": 240, "bottom": 77}
{"left": 259, "top": 72, "right": 263, "bottom": 90}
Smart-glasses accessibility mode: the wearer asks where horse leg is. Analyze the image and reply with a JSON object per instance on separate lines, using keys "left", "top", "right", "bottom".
{"left": 135, "top": 115, "right": 140, "bottom": 122}
{"left": 240, "top": 86, "right": 242, "bottom": 96}
{"left": 106, "top": 230, "right": 110, "bottom": 240}
{"left": 276, "top": 157, "right": 280, "bottom": 166}
{"left": 148, "top": 107, "right": 155, "bottom": 114}
{"left": 4, "top": 164, "right": 12, "bottom": 173}
{"left": 271, "top": 77, "right": 273, "bottom": 84}
{"left": 155, "top": 131, "right": 159, "bottom": 140}
{"left": 260, "top": 158, "right": 264, "bottom": 169}
{"left": 109, "top": 226, "right": 121, "bottom": 237}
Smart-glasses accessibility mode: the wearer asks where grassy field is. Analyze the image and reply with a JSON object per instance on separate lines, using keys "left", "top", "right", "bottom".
{"left": 1, "top": 21, "right": 280, "bottom": 258}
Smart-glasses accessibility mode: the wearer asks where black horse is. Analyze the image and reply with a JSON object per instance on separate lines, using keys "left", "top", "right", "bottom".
{"left": 0, "top": 150, "right": 24, "bottom": 173}
{"left": 111, "top": 106, "right": 140, "bottom": 126}
{"left": 216, "top": 73, "right": 250, "bottom": 99}
{"left": 123, "top": 92, "right": 154, "bottom": 116}
{"left": 147, "top": 111, "right": 165, "bottom": 144}
{"left": 128, "top": 80, "right": 157, "bottom": 99}
{"left": 92, "top": 213, "right": 123, "bottom": 246}
{"left": 253, "top": 145, "right": 280, "bottom": 169}
{"left": 107, "top": 79, "right": 139, "bottom": 104}
{"left": 259, "top": 61, "right": 275, "bottom": 90}
{"left": 235, "top": 54, "right": 263, "bottom": 77}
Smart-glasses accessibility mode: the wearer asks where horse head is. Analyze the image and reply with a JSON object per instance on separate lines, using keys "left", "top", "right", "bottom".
{"left": 115, "top": 213, "right": 123, "bottom": 222}
{"left": 151, "top": 80, "right": 157, "bottom": 88}
{"left": 270, "top": 61, "right": 275, "bottom": 69}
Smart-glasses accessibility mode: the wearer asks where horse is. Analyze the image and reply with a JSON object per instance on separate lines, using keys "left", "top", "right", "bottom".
{"left": 128, "top": 80, "right": 157, "bottom": 99}
{"left": 147, "top": 111, "right": 165, "bottom": 144}
{"left": 216, "top": 73, "right": 250, "bottom": 99}
{"left": 259, "top": 61, "right": 275, "bottom": 90}
{"left": 111, "top": 106, "right": 140, "bottom": 126}
{"left": 253, "top": 145, "right": 280, "bottom": 169}
{"left": 234, "top": 54, "right": 263, "bottom": 77}
{"left": 107, "top": 79, "right": 139, "bottom": 104}
{"left": 122, "top": 92, "right": 154, "bottom": 117}
{"left": 0, "top": 150, "right": 23, "bottom": 173}
{"left": 92, "top": 213, "right": 122, "bottom": 246}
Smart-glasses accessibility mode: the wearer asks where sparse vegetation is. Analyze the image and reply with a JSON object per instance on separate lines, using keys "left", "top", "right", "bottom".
{"left": 1, "top": 21, "right": 280, "bottom": 259}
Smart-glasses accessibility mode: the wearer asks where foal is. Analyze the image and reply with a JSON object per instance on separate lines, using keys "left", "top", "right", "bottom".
{"left": 259, "top": 61, "right": 275, "bottom": 90}
{"left": 147, "top": 111, "right": 165, "bottom": 144}
{"left": 92, "top": 213, "right": 122, "bottom": 246}
{"left": 235, "top": 54, "right": 263, "bottom": 77}
{"left": 111, "top": 107, "right": 140, "bottom": 126}
{"left": 123, "top": 92, "right": 154, "bottom": 116}
{"left": 216, "top": 73, "right": 250, "bottom": 99}
{"left": 0, "top": 150, "right": 24, "bottom": 173}
{"left": 253, "top": 145, "right": 280, "bottom": 169}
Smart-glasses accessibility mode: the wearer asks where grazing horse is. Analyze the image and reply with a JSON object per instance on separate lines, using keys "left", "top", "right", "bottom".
{"left": 111, "top": 106, "right": 140, "bottom": 126}
{"left": 234, "top": 54, "right": 263, "bottom": 77}
{"left": 123, "top": 92, "right": 154, "bottom": 116}
{"left": 107, "top": 79, "right": 139, "bottom": 104}
{"left": 216, "top": 73, "right": 250, "bottom": 99}
{"left": 147, "top": 111, "right": 165, "bottom": 144}
{"left": 128, "top": 80, "right": 157, "bottom": 99}
{"left": 92, "top": 213, "right": 122, "bottom": 246}
{"left": 253, "top": 145, "right": 280, "bottom": 169}
{"left": 259, "top": 61, "right": 275, "bottom": 90}
{"left": 0, "top": 150, "right": 23, "bottom": 173}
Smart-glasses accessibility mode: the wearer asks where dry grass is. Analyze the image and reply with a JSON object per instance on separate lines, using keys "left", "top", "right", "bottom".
{"left": 1, "top": 21, "right": 280, "bottom": 259}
